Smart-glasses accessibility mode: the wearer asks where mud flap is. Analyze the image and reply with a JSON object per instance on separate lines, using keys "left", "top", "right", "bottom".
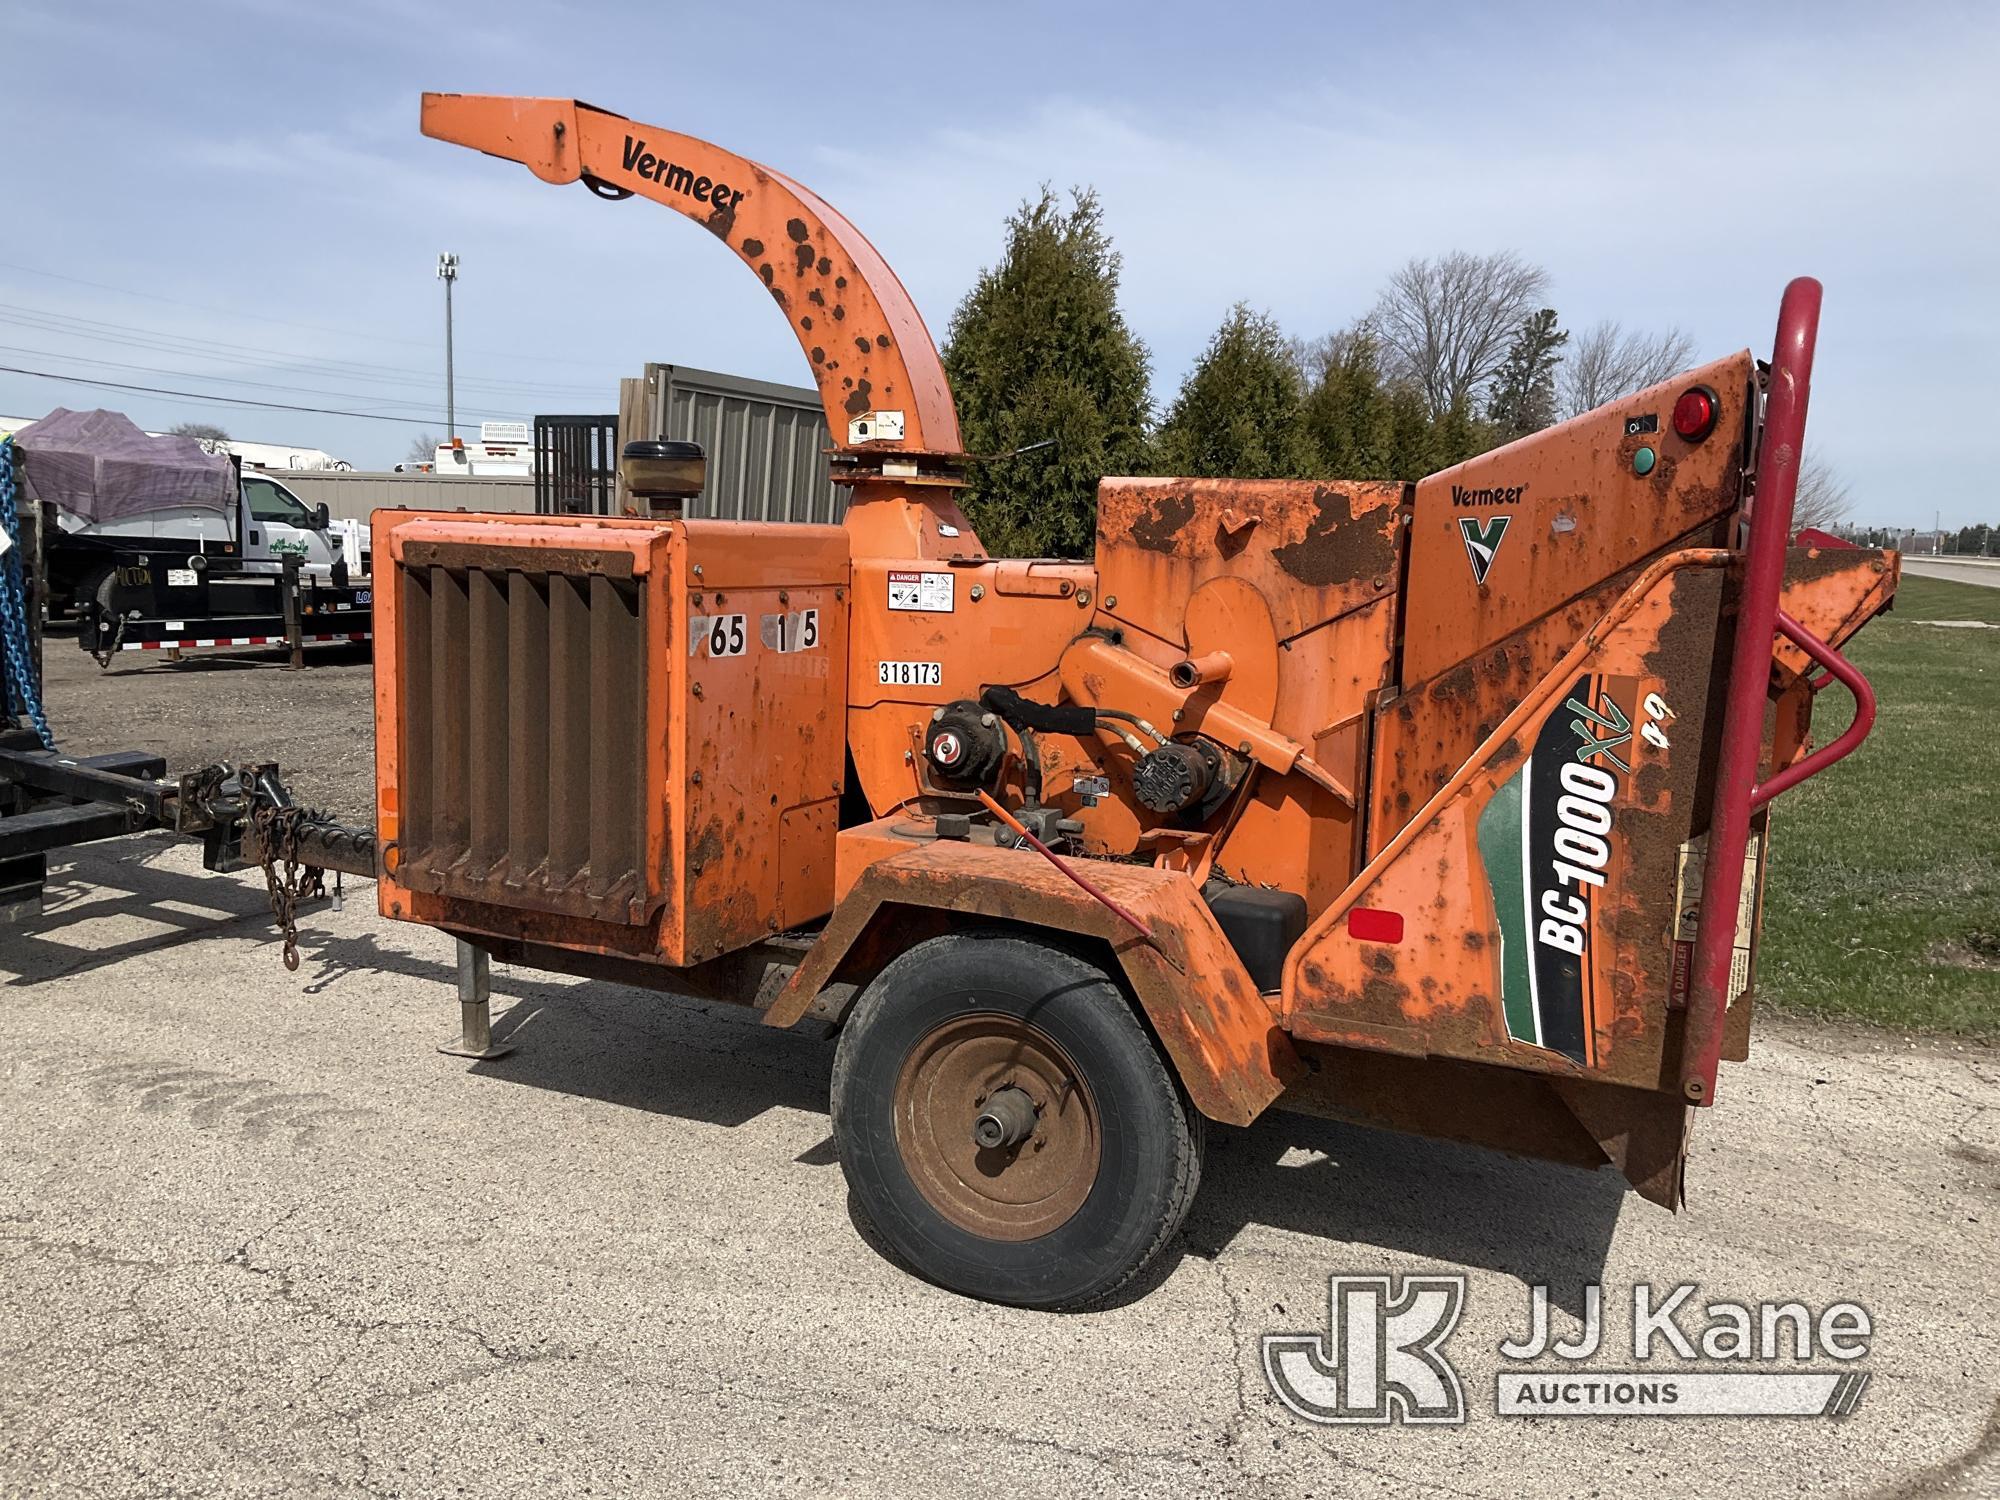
{"left": 1551, "top": 1077, "right": 1691, "bottom": 1210}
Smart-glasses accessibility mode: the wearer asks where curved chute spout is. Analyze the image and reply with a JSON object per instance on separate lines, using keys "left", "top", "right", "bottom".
{"left": 420, "top": 93, "right": 966, "bottom": 473}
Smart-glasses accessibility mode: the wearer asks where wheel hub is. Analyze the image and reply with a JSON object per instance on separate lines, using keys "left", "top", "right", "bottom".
{"left": 892, "top": 1012, "right": 1101, "bottom": 1242}
{"left": 971, "top": 1086, "right": 1038, "bottom": 1150}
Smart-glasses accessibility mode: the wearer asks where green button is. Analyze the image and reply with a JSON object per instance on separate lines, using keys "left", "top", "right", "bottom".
{"left": 1634, "top": 446, "right": 1656, "bottom": 476}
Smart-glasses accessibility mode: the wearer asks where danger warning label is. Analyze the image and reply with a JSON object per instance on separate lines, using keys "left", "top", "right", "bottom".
{"left": 887, "top": 571, "right": 953, "bottom": 612}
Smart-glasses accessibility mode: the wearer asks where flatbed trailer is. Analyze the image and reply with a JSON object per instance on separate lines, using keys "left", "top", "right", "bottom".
{"left": 76, "top": 552, "right": 373, "bottom": 668}
{"left": 0, "top": 433, "right": 375, "bottom": 924}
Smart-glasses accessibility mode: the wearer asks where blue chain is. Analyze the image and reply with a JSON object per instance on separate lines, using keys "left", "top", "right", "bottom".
{"left": 0, "top": 436, "right": 55, "bottom": 748}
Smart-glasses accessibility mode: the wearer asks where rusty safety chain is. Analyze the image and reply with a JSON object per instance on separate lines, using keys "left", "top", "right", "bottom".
{"left": 252, "top": 803, "right": 326, "bottom": 972}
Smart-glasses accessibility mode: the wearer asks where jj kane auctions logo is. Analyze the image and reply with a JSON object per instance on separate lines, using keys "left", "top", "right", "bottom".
{"left": 1265, "top": 1276, "right": 1872, "bottom": 1423}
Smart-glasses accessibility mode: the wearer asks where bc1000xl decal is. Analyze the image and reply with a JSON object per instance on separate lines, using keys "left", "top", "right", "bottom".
{"left": 1475, "top": 674, "right": 1674, "bottom": 1065}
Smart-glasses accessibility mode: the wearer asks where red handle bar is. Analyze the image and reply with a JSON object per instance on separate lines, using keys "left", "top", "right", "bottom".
{"left": 1751, "top": 610, "right": 1877, "bottom": 810}
{"left": 1677, "top": 278, "right": 1882, "bottom": 1107}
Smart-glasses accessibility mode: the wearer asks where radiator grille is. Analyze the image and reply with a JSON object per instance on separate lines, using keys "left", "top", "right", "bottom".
{"left": 395, "top": 561, "right": 654, "bottom": 924}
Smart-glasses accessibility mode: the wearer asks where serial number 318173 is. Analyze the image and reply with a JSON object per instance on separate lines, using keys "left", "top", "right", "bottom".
{"left": 877, "top": 661, "right": 942, "bottom": 687}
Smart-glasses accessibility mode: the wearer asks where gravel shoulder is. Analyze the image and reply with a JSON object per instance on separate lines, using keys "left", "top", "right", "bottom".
{"left": 40, "top": 634, "right": 376, "bottom": 821}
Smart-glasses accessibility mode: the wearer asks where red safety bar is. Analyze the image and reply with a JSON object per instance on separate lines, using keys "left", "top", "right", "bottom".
{"left": 1752, "top": 610, "right": 1877, "bottom": 809}
{"left": 1678, "top": 278, "right": 1881, "bottom": 1106}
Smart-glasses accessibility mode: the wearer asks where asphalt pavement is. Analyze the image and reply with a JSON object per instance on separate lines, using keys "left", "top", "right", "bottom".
{"left": 1901, "top": 556, "right": 2000, "bottom": 589}
{"left": 2, "top": 836, "right": 1995, "bottom": 1498}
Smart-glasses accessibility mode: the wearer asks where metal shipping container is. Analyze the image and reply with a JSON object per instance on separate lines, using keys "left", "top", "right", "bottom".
{"left": 295, "top": 366, "right": 838, "bottom": 527}
{"left": 618, "top": 364, "right": 843, "bottom": 524}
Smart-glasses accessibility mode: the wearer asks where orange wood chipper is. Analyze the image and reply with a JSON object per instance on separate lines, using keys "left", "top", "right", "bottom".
{"left": 374, "top": 94, "right": 1898, "bottom": 1308}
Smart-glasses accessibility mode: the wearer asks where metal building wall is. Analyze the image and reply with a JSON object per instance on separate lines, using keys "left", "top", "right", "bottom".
{"left": 286, "top": 366, "right": 836, "bottom": 526}
{"left": 276, "top": 472, "right": 536, "bottom": 522}
{"left": 624, "top": 364, "right": 843, "bottom": 524}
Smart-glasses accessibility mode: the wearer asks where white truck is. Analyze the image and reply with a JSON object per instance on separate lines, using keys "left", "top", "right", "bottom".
{"left": 15, "top": 410, "right": 350, "bottom": 614}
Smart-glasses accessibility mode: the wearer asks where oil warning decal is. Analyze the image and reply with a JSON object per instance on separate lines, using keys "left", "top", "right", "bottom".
{"left": 887, "top": 571, "right": 953, "bottom": 612}
{"left": 1475, "top": 673, "right": 1670, "bottom": 1065}
{"left": 1458, "top": 515, "right": 1511, "bottom": 586}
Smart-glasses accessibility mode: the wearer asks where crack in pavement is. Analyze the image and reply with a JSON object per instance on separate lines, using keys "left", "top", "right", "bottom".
{"left": 218, "top": 1240, "right": 563, "bottom": 1374}
{"left": 0, "top": 1232, "right": 173, "bottom": 1275}
{"left": 1209, "top": 1256, "right": 1263, "bottom": 1454}
{"left": 335, "top": 1348, "right": 574, "bottom": 1424}
{"left": 1863, "top": 1391, "right": 2000, "bottom": 1499}
{"left": 1198, "top": 1255, "right": 1501, "bottom": 1500}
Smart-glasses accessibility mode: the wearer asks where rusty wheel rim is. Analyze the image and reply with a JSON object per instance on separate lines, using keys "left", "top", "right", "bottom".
{"left": 891, "top": 1012, "right": 1101, "bottom": 1242}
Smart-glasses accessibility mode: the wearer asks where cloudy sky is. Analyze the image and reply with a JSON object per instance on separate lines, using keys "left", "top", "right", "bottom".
{"left": 2, "top": 1, "right": 1992, "bottom": 526}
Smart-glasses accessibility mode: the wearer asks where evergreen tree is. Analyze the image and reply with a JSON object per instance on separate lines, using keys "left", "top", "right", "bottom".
{"left": 942, "top": 187, "right": 1151, "bottom": 557}
{"left": 1433, "top": 396, "right": 1494, "bottom": 469}
{"left": 1485, "top": 308, "right": 1567, "bottom": 443}
{"left": 1297, "top": 324, "right": 1395, "bottom": 479}
{"left": 1154, "top": 305, "right": 1310, "bottom": 478}
{"left": 1382, "top": 381, "right": 1443, "bottom": 480}
{"left": 1293, "top": 321, "right": 1495, "bottom": 481}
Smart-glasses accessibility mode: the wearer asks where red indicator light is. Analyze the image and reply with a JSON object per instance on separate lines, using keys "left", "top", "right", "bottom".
{"left": 1672, "top": 387, "right": 1717, "bottom": 442}
{"left": 1348, "top": 907, "right": 1404, "bottom": 943}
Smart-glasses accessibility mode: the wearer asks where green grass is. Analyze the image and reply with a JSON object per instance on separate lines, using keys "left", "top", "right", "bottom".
{"left": 1759, "top": 573, "right": 2000, "bottom": 1034}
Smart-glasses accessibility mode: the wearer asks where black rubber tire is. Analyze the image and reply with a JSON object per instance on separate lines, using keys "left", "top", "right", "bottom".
{"left": 830, "top": 930, "right": 1203, "bottom": 1310}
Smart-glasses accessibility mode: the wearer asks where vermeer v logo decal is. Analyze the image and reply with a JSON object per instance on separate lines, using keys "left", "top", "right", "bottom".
{"left": 1459, "top": 515, "right": 1511, "bottom": 586}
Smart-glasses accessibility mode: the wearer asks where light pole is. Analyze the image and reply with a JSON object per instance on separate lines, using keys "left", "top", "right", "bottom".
{"left": 437, "top": 252, "right": 459, "bottom": 441}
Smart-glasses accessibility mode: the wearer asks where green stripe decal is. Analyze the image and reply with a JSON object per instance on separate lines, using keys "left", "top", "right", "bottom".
{"left": 1478, "top": 767, "right": 1536, "bottom": 1043}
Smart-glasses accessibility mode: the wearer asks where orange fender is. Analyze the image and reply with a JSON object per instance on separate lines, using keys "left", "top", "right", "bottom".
{"left": 761, "top": 841, "right": 1301, "bottom": 1126}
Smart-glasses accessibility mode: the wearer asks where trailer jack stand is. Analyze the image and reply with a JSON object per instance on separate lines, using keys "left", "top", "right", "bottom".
{"left": 438, "top": 940, "right": 515, "bottom": 1060}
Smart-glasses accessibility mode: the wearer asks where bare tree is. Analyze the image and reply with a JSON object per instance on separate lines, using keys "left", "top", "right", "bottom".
{"left": 1289, "top": 318, "right": 1375, "bottom": 381}
{"left": 1558, "top": 321, "right": 1696, "bottom": 418}
{"left": 169, "top": 420, "right": 230, "bottom": 441}
{"left": 1790, "top": 452, "right": 1853, "bottom": 532}
{"left": 1371, "top": 251, "right": 1550, "bottom": 417}
{"left": 405, "top": 432, "right": 441, "bottom": 465}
